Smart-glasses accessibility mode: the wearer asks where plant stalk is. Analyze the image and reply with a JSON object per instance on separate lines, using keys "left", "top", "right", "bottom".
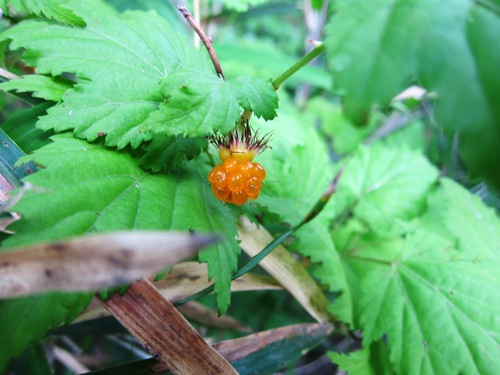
{"left": 271, "top": 42, "right": 325, "bottom": 89}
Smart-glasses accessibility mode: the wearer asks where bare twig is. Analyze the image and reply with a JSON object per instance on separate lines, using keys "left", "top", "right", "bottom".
{"left": 177, "top": 6, "right": 225, "bottom": 79}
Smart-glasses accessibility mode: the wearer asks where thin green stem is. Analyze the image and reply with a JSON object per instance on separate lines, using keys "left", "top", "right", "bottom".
{"left": 271, "top": 43, "right": 325, "bottom": 89}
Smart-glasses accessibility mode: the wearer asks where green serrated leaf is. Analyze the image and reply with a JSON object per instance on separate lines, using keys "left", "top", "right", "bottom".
{"left": 2, "top": 0, "right": 86, "bottom": 26}
{"left": 0, "top": 74, "right": 73, "bottom": 102}
{"left": 328, "top": 346, "right": 375, "bottom": 375}
{"left": 357, "top": 230, "right": 500, "bottom": 375}
{"left": 329, "top": 341, "right": 394, "bottom": 375}
{"left": 420, "top": 178, "right": 500, "bottom": 259}
{"left": 141, "top": 70, "right": 278, "bottom": 137}
{"left": 0, "top": 134, "right": 240, "bottom": 365}
{"left": 328, "top": 144, "right": 439, "bottom": 236}
{"left": 325, "top": 0, "right": 500, "bottom": 186}
{"left": 141, "top": 70, "right": 241, "bottom": 138}
{"left": 1, "top": 10, "right": 209, "bottom": 149}
{"left": 228, "top": 76, "right": 278, "bottom": 120}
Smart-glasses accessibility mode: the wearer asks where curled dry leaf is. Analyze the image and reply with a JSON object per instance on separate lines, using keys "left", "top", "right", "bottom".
{"left": 155, "top": 261, "right": 282, "bottom": 302}
{"left": 0, "top": 231, "right": 219, "bottom": 297}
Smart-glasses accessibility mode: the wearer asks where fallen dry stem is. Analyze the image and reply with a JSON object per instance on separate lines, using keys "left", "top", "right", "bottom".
{"left": 100, "top": 279, "right": 237, "bottom": 374}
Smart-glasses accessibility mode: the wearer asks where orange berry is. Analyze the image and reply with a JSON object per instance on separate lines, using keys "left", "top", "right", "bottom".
{"left": 211, "top": 184, "right": 230, "bottom": 201}
{"left": 251, "top": 162, "right": 266, "bottom": 180}
{"left": 231, "top": 190, "right": 249, "bottom": 205}
{"left": 208, "top": 156, "right": 266, "bottom": 205}
{"left": 228, "top": 172, "right": 245, "bottom": 192}
{"left": 222, "top": 157, "right": 238, "bottom": 171}
{"left": 237, "top": 160, "right": 253, "bottom": 176}
{"left": 244, "top": 177, "right": 261, "bottom": 198}
{"left": 208, "top": 165, "right": 228, "bottom": 188}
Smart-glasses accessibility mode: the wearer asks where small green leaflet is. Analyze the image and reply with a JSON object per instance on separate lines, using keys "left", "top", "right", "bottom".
{"left": 325, "top": 0, "right": 500, "bottom": 187}
{"left": 0, "top": 134, "right": 240, "bottom": 367}
{"left": 329, "top": 342, "right": 394, "bottom": 375}
{"left": 1, "top": 0, "right": 86, "bottom": 26}
{"left": 230, "top": 76, "right": 278, "bottom": 120}
{"left": 141, "top": 70, "right": 278, "bottom": 138}
{"left": 328, "top": 347, "right": 375, "bottom": 375}
{"left": 0, "top": 75, "right": 72, "bottom": 102}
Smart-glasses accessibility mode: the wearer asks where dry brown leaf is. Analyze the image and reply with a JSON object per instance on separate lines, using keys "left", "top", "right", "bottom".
{"left": 155, "top": 261, "right": 282, "bottom": 302}
{"left": 0, "top": 231, "right": 217, "bottom": 297}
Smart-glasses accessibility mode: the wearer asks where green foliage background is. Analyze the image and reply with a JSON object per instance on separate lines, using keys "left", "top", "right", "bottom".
{"left": 0, "top": 0, "right": 499, "bottom": 374}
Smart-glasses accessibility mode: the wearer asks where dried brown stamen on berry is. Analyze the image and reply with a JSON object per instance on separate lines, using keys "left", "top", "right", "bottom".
{"left": 208, "top": 119, "right": 272, "bottom": 161}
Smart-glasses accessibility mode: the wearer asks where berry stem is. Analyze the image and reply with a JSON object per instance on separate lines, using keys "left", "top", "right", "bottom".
{"left": 241, "top": 43, "right": 325, "bottom": 122}
{"left": 271, "top": 42, "right": 325, "bottom": 90}
{"left": 177, "top": 6, "right": 225, "bottom": 80}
